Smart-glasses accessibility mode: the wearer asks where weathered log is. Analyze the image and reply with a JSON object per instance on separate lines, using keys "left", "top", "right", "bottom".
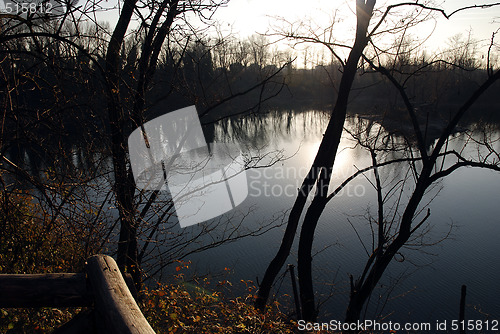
{"left": 0, "top": 273, "right": 91, "bottom": 308}
{"left": 85, "top": 254, "right": 155, "bottom": 334}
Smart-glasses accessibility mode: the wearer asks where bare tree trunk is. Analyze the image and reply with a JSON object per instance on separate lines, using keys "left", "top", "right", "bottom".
{"left": 254, "top": 167, "right": 319, "bottom": 310}
{"left": 255, "top": 0, "right": 376, "bottom": 313}
{"left": 104, "top": 0, "right": 182, "bottom": 288}
{"left": 104, "top": 0, "right": 140, "bottom": 284}
{"left": 297, "top": 0, "right": 376, "bottom": 322}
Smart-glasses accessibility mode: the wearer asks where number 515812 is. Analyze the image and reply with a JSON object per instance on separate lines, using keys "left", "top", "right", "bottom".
{"left": 3, "top": 2, "right": 53, "bottom": 14}
{"left": 451, "top": 320, "right": 499, "bottom": 331}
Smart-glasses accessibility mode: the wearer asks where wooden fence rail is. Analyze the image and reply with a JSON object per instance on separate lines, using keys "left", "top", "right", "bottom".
{"left": 0, "top": 254, "right": 155, "bottom": 334}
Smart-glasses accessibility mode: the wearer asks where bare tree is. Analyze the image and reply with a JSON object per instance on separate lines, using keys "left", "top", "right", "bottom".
{"left": 1, "top": 0, "right": 291, "bottom": 290}
{"left": 255, "top": 0, "right": 377, "bottom": 317}
{"left": 344, "top": 27, "right": 500, "bottom": 322}
{"left": 255, "top": 0, "right": 500, "bottom": 324}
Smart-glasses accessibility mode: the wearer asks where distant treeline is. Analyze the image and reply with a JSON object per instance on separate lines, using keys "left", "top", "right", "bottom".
{"left": 1, "top": 25, "right": 498, "bottom": 162}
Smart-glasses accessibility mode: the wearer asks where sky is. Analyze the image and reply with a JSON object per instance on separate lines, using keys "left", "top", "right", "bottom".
{"left": 211, "top": 0, "right": 500, "bottom": 63}
{"left": 213, "top": 0, "right": 500, "bottom": 38}
{"left": 19, "top": 0, "right": 497, "bottom": 67}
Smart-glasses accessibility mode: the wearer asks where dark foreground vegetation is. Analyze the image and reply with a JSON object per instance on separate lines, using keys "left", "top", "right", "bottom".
{"left": 0, "top": 191, "right": 297, "bottom": 333}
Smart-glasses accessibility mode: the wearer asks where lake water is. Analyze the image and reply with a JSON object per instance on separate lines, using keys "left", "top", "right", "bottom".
{"left": 172, "top": 109, "right": 500, "bottom": 324}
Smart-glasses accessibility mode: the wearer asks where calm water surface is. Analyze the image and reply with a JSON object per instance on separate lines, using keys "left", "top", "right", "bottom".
{"left": 182, "top": 109, "right": 500, "bottom": 323}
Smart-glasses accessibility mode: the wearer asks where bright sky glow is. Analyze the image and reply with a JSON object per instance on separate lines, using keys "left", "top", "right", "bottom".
{"left": 212, "top": 0, "right": 500, "bottom": 62}
{"left": 45, "top": 0, "right": 500, "bottom": 68}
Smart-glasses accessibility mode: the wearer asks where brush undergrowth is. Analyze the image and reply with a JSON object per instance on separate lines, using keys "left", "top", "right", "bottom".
{"left": 0, "top": 190, "right": 298, "bottom": 333}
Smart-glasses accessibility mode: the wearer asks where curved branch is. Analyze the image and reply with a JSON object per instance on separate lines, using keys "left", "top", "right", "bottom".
{"left": 428, "top": 161, "right": 500, "bottom": 184}
{"left": 369, "top": 2, "right": 500, "bottom": 37}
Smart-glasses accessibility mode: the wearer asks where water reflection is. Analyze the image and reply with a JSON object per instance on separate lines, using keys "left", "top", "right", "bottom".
{"left": 207, "top": 109, "right": 330, "bottom": 145}
{"left": 3, "top": 108, "right": 499, "bottom": 323}
{"left": 192, "top": 108, "right": 500, "bottom": 323}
